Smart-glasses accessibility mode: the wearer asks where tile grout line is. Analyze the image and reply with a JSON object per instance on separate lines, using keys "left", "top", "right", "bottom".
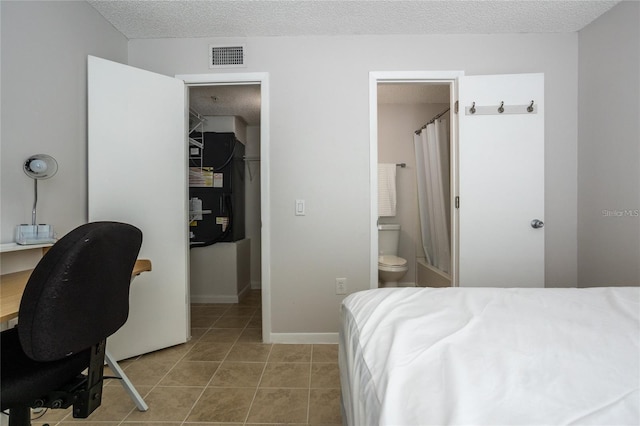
{"left": 165, "top": 305, "right": 233, "bottom": 425}
{"left": 32, "top": 298, "right": 262, "bottom": 426}
{"left": 181, "top": 303, "right": 259, "bottom": 425}
{"left": 116, "top": 302, "right": 230, "bottom": 425}
{"left": 47, "top": 295, "right": 275, "bottom": 425}
{"left": 180, "top": 303, "right": 237, "bottom": 425}
{"left": 307, "top": 344, "right": 314, "bottom": 424}
{"left": 242, "top": 341, "right": 274, "bottom": 425}
{"left": 122, "top": 306, "right": 222, "bottom": 426}
{"left": 131, "top": 333, "right": 203, "bottom": 425}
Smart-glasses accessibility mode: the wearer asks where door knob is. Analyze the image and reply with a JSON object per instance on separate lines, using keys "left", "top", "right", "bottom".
{"left": 531, "top": 219, "right": 544, "bottom": 229}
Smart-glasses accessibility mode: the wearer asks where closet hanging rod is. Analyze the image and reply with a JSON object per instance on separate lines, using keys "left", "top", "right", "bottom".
{"left": 414, "top": 107, "right": 450, "bottom": 135}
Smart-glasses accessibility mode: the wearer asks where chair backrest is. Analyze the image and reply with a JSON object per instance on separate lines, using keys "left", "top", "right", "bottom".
{"left": 18, "top": 222, "right": 142, "bottom": 362}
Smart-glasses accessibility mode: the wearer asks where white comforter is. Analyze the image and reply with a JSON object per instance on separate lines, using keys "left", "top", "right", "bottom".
{"left": 339, "top": 287, "right": 640, "bottom": 426}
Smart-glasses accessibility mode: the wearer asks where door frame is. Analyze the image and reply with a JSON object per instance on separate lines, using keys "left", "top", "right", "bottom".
{"left": 369, "top": 71, "right": 463, "bottom": 288}
{"left": 176, "top": 72, "right": 272, "bottom": 342}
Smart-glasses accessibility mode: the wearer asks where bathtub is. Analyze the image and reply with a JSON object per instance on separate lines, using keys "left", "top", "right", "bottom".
{"left": 416, "top": 258, "right": 451, "bottom": 287}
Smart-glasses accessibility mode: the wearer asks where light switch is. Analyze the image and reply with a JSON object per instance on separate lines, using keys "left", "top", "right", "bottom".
{"left": 295, "top": 199, "right": 305, "bottom": 216}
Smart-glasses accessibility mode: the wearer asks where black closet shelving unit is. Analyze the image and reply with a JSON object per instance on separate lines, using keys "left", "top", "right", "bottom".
{"left": 188, "top": 130, "right": 245, "bottom": 245}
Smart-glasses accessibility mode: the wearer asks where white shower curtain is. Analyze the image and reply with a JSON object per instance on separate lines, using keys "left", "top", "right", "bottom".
{"left": 414, "top": 118, "right": 451, "bottom": 274}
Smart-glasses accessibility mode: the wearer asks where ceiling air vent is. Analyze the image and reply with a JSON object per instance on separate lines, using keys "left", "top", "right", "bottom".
{"left": 209, "top": 44, "right": 246, "bottom": 69}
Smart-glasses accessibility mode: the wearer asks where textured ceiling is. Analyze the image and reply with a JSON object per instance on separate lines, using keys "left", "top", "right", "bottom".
{"left": 93, "top": 0, "right": 620, "bottom": 125}
{"left": 88, "top": 0, "right": 620, "bottom": 39}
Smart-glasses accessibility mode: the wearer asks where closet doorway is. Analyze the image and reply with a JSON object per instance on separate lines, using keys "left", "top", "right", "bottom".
{"left": 179, "top": 73, "right": 271, "bottom": 342}
{"left": 187, "top": 84, "right": 262, "bottom": 303}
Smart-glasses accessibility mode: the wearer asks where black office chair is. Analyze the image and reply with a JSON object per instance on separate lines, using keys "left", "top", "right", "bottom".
{"left": 0, "top": 221, "right": 142, "bottom": 426}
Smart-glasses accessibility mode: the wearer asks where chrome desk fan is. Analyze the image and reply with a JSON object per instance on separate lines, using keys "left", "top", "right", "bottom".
{"left": 16, "top": 154, "right": 58, "bottom": 244}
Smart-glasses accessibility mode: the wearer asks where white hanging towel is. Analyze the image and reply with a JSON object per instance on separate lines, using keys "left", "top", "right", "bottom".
{"left": 378, "top": 163, "right": 397, "bottom": 217}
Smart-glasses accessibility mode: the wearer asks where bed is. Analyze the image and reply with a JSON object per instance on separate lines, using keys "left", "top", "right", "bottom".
{"left": 339, "top": 287, "right": 640, "bottom": 425}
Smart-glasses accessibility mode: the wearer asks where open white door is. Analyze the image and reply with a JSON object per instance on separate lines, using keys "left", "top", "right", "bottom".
{"left": 88, "top": 56, "right": 189, "bottom": 360}
{"left": 457, "top": 73, "right": 544, "bottom": 287}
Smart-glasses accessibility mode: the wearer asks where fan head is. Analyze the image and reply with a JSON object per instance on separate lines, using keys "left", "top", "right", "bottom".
{"left": 24, "top": 154, "right": 58, "bottom": 180}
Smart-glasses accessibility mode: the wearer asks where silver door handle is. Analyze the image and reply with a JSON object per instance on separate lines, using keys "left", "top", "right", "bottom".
{"left": 531, "top": 219, "right": 544, "bottom": 229}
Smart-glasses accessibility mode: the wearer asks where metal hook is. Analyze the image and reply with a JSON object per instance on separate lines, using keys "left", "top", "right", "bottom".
{"left": 527, "top": 100, "right": 535, "bottom": 113}
{"left": 470, "top": 102, "right": 476, "bottom": 114}
{"left": 498, "top": 101, "right": 505, "bottom": 113}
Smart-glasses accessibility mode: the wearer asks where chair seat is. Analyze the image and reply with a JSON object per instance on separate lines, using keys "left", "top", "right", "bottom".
{"left": 0, "top": 327, "right": 90, "bottom": 411}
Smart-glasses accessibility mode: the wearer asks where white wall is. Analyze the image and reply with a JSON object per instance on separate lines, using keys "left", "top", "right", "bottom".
{"left": 577, "top": 1, "right": 640, "bottom": 286}
{"left": 128, "top": 33, "right": 579, "bottom": 334}
{"left": 378, "top": 102, "right": 450, "bottom": 285}
{"left": 1, "top": 1, "right": 585, "bottom": 335}
{"left": 1, "top": 1, "right": 128, "bottom": 244}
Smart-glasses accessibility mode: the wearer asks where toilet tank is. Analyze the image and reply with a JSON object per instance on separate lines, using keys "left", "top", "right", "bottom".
{"left": 378, "top": 224, "right": 401, "bottom": 256}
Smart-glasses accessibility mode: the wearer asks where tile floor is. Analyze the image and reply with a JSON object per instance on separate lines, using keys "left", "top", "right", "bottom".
{"left": 30, "top": 290, "right": 342, "bottom": 426}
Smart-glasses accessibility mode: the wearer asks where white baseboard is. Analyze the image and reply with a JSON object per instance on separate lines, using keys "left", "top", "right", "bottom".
{"left": 191, "top": 283, "right": 252, "bottom": 304}
{"left": 267, "top": 332, "right": 339, "bottom": 344}
{"left": 191, "top": 294, "right": 239, "bottom": 304}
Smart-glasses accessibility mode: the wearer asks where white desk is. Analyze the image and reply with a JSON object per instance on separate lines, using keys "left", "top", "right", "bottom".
{"left": 0, "top": 242, "right": 54, "bottom": 252}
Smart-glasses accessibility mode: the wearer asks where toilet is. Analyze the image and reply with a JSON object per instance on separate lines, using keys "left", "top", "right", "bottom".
{"left": 378, "top": 224, "right": 408, "bottom": 287}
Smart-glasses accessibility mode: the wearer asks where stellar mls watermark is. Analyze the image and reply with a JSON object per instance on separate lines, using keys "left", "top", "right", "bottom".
{"left": 602, "top": 209, "right": 639, "bottom": 217}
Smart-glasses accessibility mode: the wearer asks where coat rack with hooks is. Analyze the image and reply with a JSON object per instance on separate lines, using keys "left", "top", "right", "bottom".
{"left": 465, "top": 100, "right": 537, "bottom": 115}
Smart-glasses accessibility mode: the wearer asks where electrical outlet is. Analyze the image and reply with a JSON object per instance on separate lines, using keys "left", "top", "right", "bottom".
{"left": 336, "top": 277, "right": 347, "bottom": 295}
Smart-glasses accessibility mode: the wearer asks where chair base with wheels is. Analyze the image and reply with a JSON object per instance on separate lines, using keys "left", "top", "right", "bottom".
{"left": 2, "top": 335, "right": 105, "bottom": 426}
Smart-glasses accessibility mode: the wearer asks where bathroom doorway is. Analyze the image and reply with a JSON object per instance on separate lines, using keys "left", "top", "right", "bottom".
{"left": 376, "top": 81, "right": 454, "bottom": 287}
{"left": 369, "top": 71, "right": 461, "bottom": 289}
{"left": 371, "top": 71, "right": 546, "bottom": 289}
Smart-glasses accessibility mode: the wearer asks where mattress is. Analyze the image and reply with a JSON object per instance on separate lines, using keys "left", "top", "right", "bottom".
{"left": 339, "top": 287, "right": 640, "bottom": 426}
